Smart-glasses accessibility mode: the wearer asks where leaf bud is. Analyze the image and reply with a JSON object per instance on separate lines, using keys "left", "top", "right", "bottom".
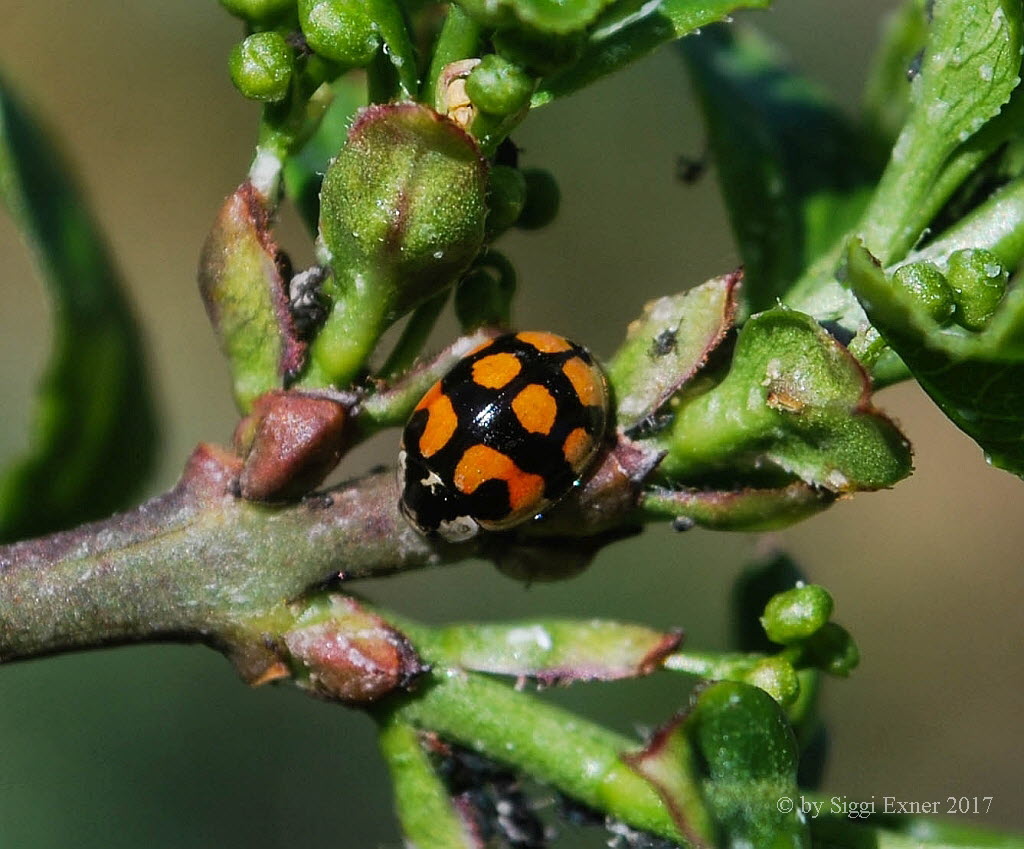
{"left": 466, "top": 54, "right": 534, "bottom": 117}
{"left": 234, "top": 389, "right": 350, "bottom": 500}
{"left": 945, "top": 248, "right": 1008, "bottom": 331}
{"left": 229, "top": 32, "right": 295, "bottom": 102}
{"left": 298, "top": 0, "right": 380, "bottom": 66}
{"left": 307, "top": 103, "right": 487, "bottom": 385}
{"left": 891, "top": 261, "right": 955, "bottom": 325}
{"left": 760, "top": 583, "right": 834, "bottom": 645}
{"left": 284, "top": 595, "right": 425, "bottom": 702}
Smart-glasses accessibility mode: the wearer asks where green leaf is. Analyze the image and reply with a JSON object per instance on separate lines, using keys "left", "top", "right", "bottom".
{"left": 198, "top": 183, "right": 305, "bottom": 412}
{"left": 847, "top": 240, "right": 1024, "bottom": 475}
{"left": 859, "top": 0, "right": 1023, "bottom": 264}
{"left": 0, "top": 77, "right": 157, "bottom": 542}
{"left": 533, "top": 0, "right": 771, "bottom": 106}
{"left": 658, "top": 308, "right": 913, "bottom": 491}
{"left": 608, "top": 270, "right": 740, "bottom": 430}
{"left": 785, "top": 0, "right": 1023, "bottom": 336}
{"left": 424, "top": 618, "right": 681, "bottom": 683}
{"left": 686, "top": 681, "right": 809, "bottom": 848}
{"left": 679, "top": 24, "right": 874, "bottom": 312}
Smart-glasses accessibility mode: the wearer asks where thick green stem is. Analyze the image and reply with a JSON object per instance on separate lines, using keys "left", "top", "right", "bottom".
{"left": 389, "top": 669, "right": 686, "bottom": 842}
{"left": 299, "top": 270, "right": 393, "bottom": 388}
{"left": 378, "top": 291, "right": 450, "bottom": 380}
{"left": 0, "top": 445, "right": 462, "bottom": 673}
{"left": 377, "top": 716, "right": 477, "bottom": 847}
{"left": 425, "top": 5, "right": 482, "bottom": 108}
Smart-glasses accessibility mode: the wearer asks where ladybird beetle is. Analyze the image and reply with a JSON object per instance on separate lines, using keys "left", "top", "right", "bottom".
{"left": 399, "top": 331, "right": 609, "bottom": 542}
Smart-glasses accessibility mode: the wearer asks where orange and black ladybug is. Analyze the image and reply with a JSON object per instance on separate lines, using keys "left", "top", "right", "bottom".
{"left": 399, "top": 331, "right": 609, "bottom": 542}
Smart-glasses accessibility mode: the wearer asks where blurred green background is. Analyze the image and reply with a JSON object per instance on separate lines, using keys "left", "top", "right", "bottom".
{"left": 2, "top": 1, "right": 1022, "bottom": 846}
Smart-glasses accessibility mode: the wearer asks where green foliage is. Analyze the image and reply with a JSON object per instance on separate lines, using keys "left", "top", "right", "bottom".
{"left": 532, "top": 0, "right": 771, "bottom": 105}
{"left": 680, "top": 24, "right": 873, "bottom": 313}
{"left": 847, "top": 242, "right": 1024, "bottom": 476}
{"left": 659, "top": 308, "right": 912, "bottom": 491}
{"left": 0, "top": 78, "right": 156, "bottom": 542}
{"left": 5, "top": 0, "right": 1024, "bottom": 845}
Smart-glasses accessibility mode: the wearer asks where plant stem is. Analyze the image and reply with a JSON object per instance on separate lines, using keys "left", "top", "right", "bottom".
{"left": 389, "top": 668, "right": 686, "bottom": 843}
{"left": 0, "top": 445, "right": 462, "bottom": 674}
{"left": 378, "top": 291, "right": 450, "bottom": 380}
{"left": 425, "top": 5, "right": 482, "bottom": 109}
{"left": 377, "top": 715, "right": 476, "bottom": 847}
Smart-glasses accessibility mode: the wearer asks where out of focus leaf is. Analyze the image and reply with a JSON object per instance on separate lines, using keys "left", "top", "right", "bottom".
{"left": 861, "top": 0, "right": 928, "bottom": 155}
{"left": 679, "top": 25, "right": 873, "bottom": 313}
{"left": 847, "top": 241, "right": 1024, "bottom": 475}
{"left": 283, "top": 76, "right": 366, "bottom": 232}
{"left": 533, "top": 0, "right": 771, "bottom": 106}
{"left": 457, "top": 0, "right": 613, "bottom": 34}
{"left": 0, "top": 78, "right": 157, "bottom": 542}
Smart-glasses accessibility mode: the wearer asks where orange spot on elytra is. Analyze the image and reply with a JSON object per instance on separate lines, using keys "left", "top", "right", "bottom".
{"left": 562, "top": 357, "right": 603, "bottom": 407}
{"left": 517, "top": 331, "right": 572, "bottom": 353}
{"left": 419, "top": 392, "right": 458, "bottom": 458}
{"left": 512, "top": 384, "right": 557, "bottom": 435}
{"left": 415, "top": 381, "right": 443, "bottom": 411}
{"left": 454, "top": 444, "right": 545, "bottom": 513}
{"left": 472, "top": 352, "right": 522, "bottom": 389}
{"left": 562, "top": 427, "right": 592, "bottom": 468}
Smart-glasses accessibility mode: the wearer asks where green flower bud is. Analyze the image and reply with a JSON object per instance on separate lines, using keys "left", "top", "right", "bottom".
{"left": 466, "top": 55, "right": 534, "bottom": 117}
{"left": 803, "top": 622, "right": 859, "bottom": 677}
{"left": 760, "top": 584, "right": 833, "bottom": 645}
{"left": 493, "top": 27, "right": 584, "bottom": 76}
{"left": 298, "top": 0, "right": 379, "bottom": 66}
{"left": 229, "top": 32, "right": 295, "bottom": 103}
{"left": 306, "top": 103, "right": 488, "bottom": 386}
{"left": 485, "top": 165, "right": 527, "bottom": 238}
{"left": 219, "top": 0, "right": 296, "bottom": 24}
{"left": 455, "top": 252, "right": 517, "bottom": 330}
{"left": 743, "top": 656, "right": 800, "bottom": 708}
{"left": 891, "top": 261, "right": 955, "bottom": 325}
{"left": 946, "top": 248, "right": 1008, "bottom": 331}
{"left": 516, "top": 167, "right": 560, "bottom": 230}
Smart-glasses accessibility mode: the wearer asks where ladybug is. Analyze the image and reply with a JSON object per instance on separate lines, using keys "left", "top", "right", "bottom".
{"left": 399, "top": 331, "right": 609, "bottom": 542}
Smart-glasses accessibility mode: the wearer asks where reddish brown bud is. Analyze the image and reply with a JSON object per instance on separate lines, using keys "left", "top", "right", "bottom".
{"left": 284, "top": 596, "right": 424, "bottom": 703}
{"left": 236, "top": 390, "right": 351, "bottom": 500}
